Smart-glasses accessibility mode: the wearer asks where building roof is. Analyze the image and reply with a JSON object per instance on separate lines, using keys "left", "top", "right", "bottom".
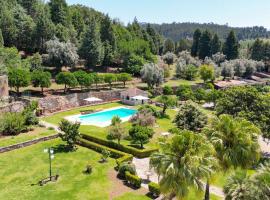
{"left": 120, "top": 88, "right": 148, "bottom": 97}
{"left": 131, "top": 95, "right": 149, "bottom": 100}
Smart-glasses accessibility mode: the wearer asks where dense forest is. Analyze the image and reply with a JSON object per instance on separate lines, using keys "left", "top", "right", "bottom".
{"left": 0, "top": 0, "right": 163, "bottom": 75}
{"left": 142, "top": 22, "right": 270, "bottom": 42}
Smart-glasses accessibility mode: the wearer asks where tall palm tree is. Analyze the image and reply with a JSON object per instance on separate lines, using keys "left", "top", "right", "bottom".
{"left": 203, "top": 114, "right": 261, "bottom": 169}
{"left": 203, "top": 114, "right": 261, "bottom": 200}
{"left": 150, "top": 130, "right": 217, "bottom": 200}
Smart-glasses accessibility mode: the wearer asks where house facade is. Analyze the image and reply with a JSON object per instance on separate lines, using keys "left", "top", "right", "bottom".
{"left": 120, "top": 88, "right": 149, "bottom": 106}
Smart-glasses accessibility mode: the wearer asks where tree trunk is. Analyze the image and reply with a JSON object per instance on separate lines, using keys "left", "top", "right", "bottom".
{"left": 140, "top": 142, "right": 143, "bottom": 149}
{"left": 204, "top": 179, "right": 210, "bottom": 200}
{"left": 41, "top": 87, "right": 44, "bottom": 95}
{"left": 64, "top": 84, "right": 67, "bottom": 94}
{"left": 162, "top": 106, "right": 167, "bottom": 115}
{"left": 123, "top": 81, "right": 126, "bottom": 88}
{"left": 168, "top": 192, "right": 175, "bottom": 200}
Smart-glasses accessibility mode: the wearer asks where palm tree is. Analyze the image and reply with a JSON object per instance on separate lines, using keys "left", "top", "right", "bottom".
{"left": 224, "top": 162, "right": 270, "bottom": 200}
{"left": 203, "top": 114, "right": 261, "bottom": 200}
{"left": 150, "top": 130, "right": 217, "bottom": 200}
{"left": 203, "top": 114, "right": 261, "bottom": 169}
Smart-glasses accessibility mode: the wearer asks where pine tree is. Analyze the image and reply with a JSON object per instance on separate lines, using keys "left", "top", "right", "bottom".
{"left": 18, "top": 0, "right": 38, "bottom": 17}
{"left": 198, "top": 30, "right": 212, "bottom": 59}
{"left": 251, "top": 38, "right": 264, "bottom": 61}
{"left": 0, "top": 29, "right": 4, "bottom": 47}
{"left": 191, "top": 29, "right": 201, "bottom": 57}
{"left": 223, "top": 30, "right": 239, "bottom": 60}
{"left": 210, "top": 34, "right": 221, "bottom": 55}
{"left": 34, "top": 5, "right": 55, "bottom": 52}
{"left": 79, "top": 22, "right": 104, "bottom": 67}
{"left": 48, "top": 0, "right": 68, "bottom": 25}
{"left": 163, "top": 38, "right": 175, "bottom": 54}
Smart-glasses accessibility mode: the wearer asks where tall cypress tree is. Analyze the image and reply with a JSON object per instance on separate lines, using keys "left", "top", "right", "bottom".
{"left": 48, "top": 0, "right": 68, "bottom": 25}
{"left": 198, "top": 30, "right": 212, "bottom": 59}
{"left": 191, "top": 29, "right": 201, "bottom": 57}
{"left": 210, "top": 34, "right": 221, "bottom": 55}
{"left": 223, "top": 30, "right": 239, "bottom": 60}
{"left": 0, "top": 29, "right": 4, "bottom": 47}
{"left": 79, "top": 21, "right": 104, "bottom": 67}
{"left": 251, "top": 38, "right": 265, "bottom": 61}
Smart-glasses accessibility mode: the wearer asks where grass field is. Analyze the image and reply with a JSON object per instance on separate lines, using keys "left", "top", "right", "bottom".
{"left": 0, "top": 139, "right": 115, "bottom": 200}
{"left": 0, "top": 127, "right": 56, "bottom": 147}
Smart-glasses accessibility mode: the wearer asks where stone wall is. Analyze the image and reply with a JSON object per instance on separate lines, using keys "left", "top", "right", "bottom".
{"left": 39, "top": 90, "right": 123, "bottom": 114}
{"left": 0, "top": 134, "right": 59, "bottom": 153}
{"left": 0, "top": 75, "right": 8, "bottom": 99}
{"left": 0, "top": 101, "right": 26, "bottom": 113}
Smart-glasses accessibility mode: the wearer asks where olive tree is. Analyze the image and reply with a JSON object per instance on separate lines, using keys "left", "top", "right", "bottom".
{"left": 140, "top": 63, "right": 164, "bottom": 88}
{"left": 31, "top": 70, "right": 52, "bottom": 95}
{"left": 55, "top": 72, "right": 78, "bottom": 93}
{"left": 8, "top": 68, "right": 31, "bottom": 96}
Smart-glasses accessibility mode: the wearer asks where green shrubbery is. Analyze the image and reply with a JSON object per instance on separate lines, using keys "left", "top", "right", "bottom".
{"left": 81, "top": 134, "right": 158, "bottom": 158}
{"left": 125, "top": 171, "right": 142, "bottom": 188}
{"left": 148, "top": 182, "right": 161, "bottom": 197}
{"left": 0, "top": 112, "right": 26, "bottom": 135}
{"left": 78, "top": 138, "right": 133, "bottom": 166}
{"left": 118, "top": 162, "right": 136, "bottom": 178}
{"left": 0, "top": 101, "right": 39, "bottom": 135}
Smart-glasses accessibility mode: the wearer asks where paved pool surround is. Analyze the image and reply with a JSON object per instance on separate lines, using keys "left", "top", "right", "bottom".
{"left": 65, "top": 106, "right": 137, "bottom": 127}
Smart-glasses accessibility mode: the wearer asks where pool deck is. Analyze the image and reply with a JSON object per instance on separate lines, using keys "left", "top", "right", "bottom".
{"left": 65, "top": 106, "right": 136, "bottom": 127}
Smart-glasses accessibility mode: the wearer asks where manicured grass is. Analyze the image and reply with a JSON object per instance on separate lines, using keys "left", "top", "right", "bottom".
{"left": 0, "top": 127, "right": 56, "bottom": 147}
{"left": 43, "top": 103, "right": 177, "bottom": 149}
{"left": 113, "top": 193, "right": 151, "bottom": 200}
{"left": 0, "top": 139, "right": 115, "bottom": 200}
{"left": 183, "top": 187, "right": 222, "bottom": 200}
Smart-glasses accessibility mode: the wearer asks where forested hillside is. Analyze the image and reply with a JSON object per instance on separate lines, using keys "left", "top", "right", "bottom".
{"left": 142, "top": 22, "right": 270, "bottom": 42}
{"left": 0, "top": 0, "right": 163, "bottom": 74}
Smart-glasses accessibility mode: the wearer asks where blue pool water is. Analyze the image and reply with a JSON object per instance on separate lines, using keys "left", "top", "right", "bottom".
{"left": 79, "top": 107, "right": 137, "bottom": 124}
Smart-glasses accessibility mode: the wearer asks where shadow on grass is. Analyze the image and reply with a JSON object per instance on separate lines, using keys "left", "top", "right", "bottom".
{"left": 53, "top": 144, "right": 74, "bottom": 154}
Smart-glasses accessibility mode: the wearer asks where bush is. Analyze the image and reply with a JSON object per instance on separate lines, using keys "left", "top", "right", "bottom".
{"left": 85, "top": 164, "right": 92, "bottom": 174}
{"left": 78, "top": 138, "right": 133, "bottom": 166}
{"left": 163, "top": 85, "right": 173, "bottom": 95}
{"left": 148, "top": 182, "right": 161, "bottom": 197}
{"left": 138, "top": 105, "right": 161, "bottom": 118}
{"left": 176, "top": 85, "right": 194, "bottom": 101}
{"left": 118, "top": 162, "right": 136, "bottom": 178}
{"left": 125, "top": 171, "right": 142, "bottom": 188}
{"left": 0, "top": 112, "right": 26, "bottom": 135}
{"left": 81, "top": 134, "right": 158, "bottom": 158}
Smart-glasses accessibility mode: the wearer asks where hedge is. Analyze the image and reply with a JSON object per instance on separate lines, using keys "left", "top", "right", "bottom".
{"left": 77, "top": 139, "right": 133, "bottom": 166}
{"left": 81, "top": 134, "right": 158, "bottom": 158}
{"left": 148, "top": 182, "right": 161, "bottom": 197}
{"left": 125, "top": 171, "right": 142, "bottom": 188}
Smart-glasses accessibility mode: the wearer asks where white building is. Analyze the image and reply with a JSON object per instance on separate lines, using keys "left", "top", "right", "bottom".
{"left": 120, "top": 88, "right": 149, "bottom": 106}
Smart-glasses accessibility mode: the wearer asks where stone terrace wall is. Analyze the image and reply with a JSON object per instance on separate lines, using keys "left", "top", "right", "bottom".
{"left": 0, "top": 101, "right": 26, "bottom": 113}
{"left": 39, "top": 90, "right": 123, "bottom": 114}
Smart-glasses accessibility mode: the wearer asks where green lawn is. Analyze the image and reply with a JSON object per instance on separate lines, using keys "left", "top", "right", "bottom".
{"left": 0, "top": 139, "right": 116, "bottom": 200}
{"left": 113, "top": 193, "right": 151, "bottom": 200}
{"left": 43, "top": 102, "right": 177, "bottom": 149}
{"left": 0, "top": 127, "right": 56, "bottom": 147}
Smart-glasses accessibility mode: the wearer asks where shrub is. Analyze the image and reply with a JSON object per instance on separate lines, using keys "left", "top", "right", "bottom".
{"left": 81, "top": 134, "right": 158, "bottom": 158}
{"left": 163, "top": 85, "right": 173, "bottom": 95}
{"left": 130, "top": 109, "right": 156, "bottom": 127}
{"left": 125, "top": 171, "right": 142, "bottom": 188}
{"left": 0, "top": 112, "right": 26, "bottom": 135}
{"left": 148, "top": 182, "right": 161, "bottom": 197}
{"left": 100, "top": 149, "right": 111, "bottom": 162}
{"left": 176, "top": 85, "right": 194, "bottom": 101}
{"left": 129, "top": 125, "right": 154, "bottom": 149}
{"left": 78, "top": 138, "right": 133, "bottom": 166}
{"left": 85, "top": 164, "right": 92, "bottom": 174}
{"left": 59, "top": 120, "right": 81, "bottom": 149}
{"left": 118, "top": 162, "right": 136, "bottom": 178}
{"left": 138, "top": 105, "right": 161, "bottom": 118}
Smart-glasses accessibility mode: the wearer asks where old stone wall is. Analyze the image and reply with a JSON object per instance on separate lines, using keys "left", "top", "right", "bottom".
{"left": 0, "top": 101, "right": 26, "bottom": 113}
{"left": 0, "top": 75, "right": 8, "bottom": 99}
{"left": 39, "top": 90, "right": 123, "bottom": 114}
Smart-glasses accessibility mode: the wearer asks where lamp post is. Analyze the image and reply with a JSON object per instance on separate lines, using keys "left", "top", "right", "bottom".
{"left": 44, "top": 147, "right": 54, "bottom": 180}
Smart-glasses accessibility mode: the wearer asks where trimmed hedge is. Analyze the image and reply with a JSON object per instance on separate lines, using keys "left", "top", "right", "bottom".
{"left": 78, "top": 139, "right": 133, "bottom": 166}
{"left": 125, "top": 171, "right": 142, "bottom": 188}
{"left": 81, "top": 134, "right": 158, "bottom": 158}
{"left": 148, "top": 182, "right": 160, "bottom": 197}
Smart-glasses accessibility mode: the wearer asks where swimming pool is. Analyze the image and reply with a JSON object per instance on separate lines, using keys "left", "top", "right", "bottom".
{"left": 66, "top": 107, "right": 137, "bottom": 127}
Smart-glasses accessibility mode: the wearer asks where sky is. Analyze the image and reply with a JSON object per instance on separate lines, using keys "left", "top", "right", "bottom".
{"left": 66, "top": 0, "right": 270, "bottom": 29}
